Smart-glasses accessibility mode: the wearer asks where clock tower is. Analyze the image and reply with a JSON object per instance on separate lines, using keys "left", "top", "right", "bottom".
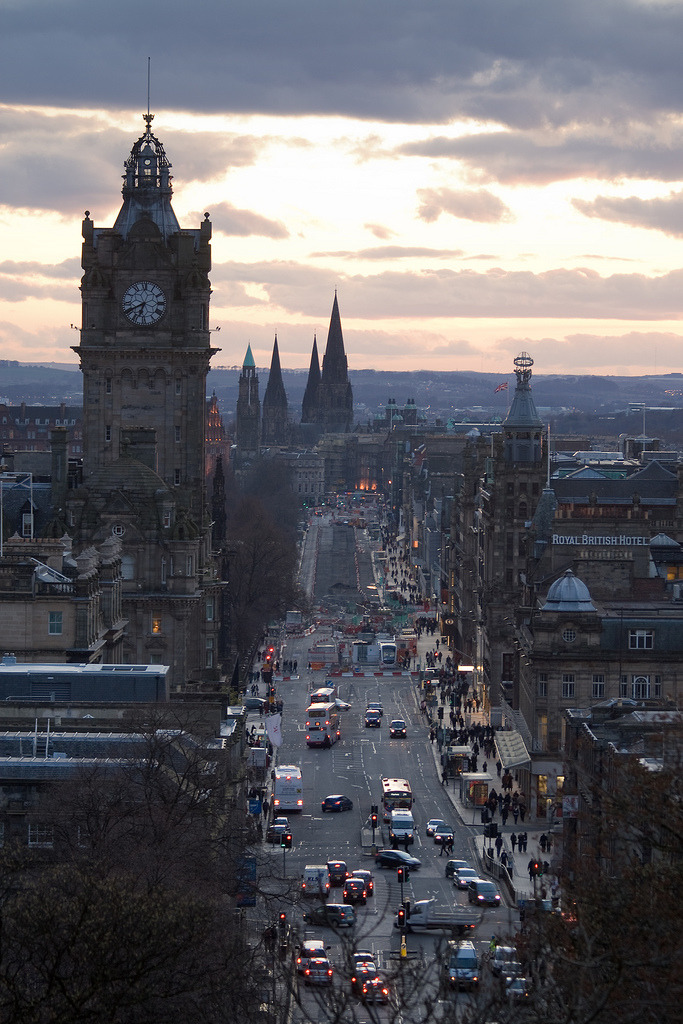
{"left": 75, "top": 113, "right": 216, "bottom": 522}
{"left": 70, "top": 115, "right": 223, "bottom": 685}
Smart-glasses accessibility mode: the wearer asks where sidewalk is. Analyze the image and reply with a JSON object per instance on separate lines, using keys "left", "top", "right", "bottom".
{"left": 411, "top": 620, "right": 560, "bottom": 906}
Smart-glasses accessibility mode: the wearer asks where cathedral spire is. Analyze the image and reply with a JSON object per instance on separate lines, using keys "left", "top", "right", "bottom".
{"left": 262, "top": 335, "right": 288, "bottom": 445}
{"left": 301, "top": 335, "right": 321, "bottom": 424}
{"left": 318, "top": 294, "right": 353, "bottom": 433}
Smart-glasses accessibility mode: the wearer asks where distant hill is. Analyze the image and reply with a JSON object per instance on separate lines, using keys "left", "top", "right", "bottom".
{"left": 2, "top": 360, "right": 682, "bottom": 424}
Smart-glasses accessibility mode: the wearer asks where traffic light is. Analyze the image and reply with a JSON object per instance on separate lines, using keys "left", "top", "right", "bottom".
{"left": 536, "top": 861, "right": 543, "bottom": 877}
{"left": 281, "top": 832, "right": 293, "bottom": 849}
{"left": 437, "top": 706, "right": 444, "bottom": 720}
{"left": 397, "top": 906, "right": 406, "bottom": 929}
{"left": 371, "top": 812, "right": 378, "bottom": 828}
{"left": 278, "top": 911, "right": 287, "bottom": 930}
{"left": 404, "top": 866, "right": 410, "bottom": 882}
{"left": 397, "top": 866, "right": 404, "bottom": 884}
{"left": 531, "top": 860, "right": 540, "bottom": 876}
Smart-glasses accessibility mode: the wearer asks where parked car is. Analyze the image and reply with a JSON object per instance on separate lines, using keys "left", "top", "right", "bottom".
{"left": 321, "top": 794, "right": 353, "bottom": 813}
{"left": 327, "top": 860, "right": 350, "bottom": 886}
{"left": 445, "top": 859, "right": 472, "bottom": 879}
{"left": 364, "top": 709, "right": 382, "bottom": 728}
{"left": 343, "top": 876, "right": 368, "bottom": 904}
{"left": 426, "top": 818, "right": 447, "bottom": 837}
{"left": 453, "top": 867, "right": 480, "bottom": 890}
{"left": 468, "top": 879, "right": 502, "bottom": 907}
{"left": 265, "top": 816, "right": 290, "bottom": 843}
{"left": 375, "top": 849, "right": 421, "bottom": 870}
{"left": 350, "top": 868, "right": 374, "bottom": 897}
{"left": 302, "top": 903, "right": 356, "bottom": 928}
{"left": 243, "top": 696, "right": 266, "bottom": 712}
{"left": 389, "top": 719, "right": 406, "bottom": 738}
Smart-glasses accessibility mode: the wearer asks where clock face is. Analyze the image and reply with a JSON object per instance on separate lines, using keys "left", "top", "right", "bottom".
{"left": 122, "top": 281, "right": 166, "bottom": 326}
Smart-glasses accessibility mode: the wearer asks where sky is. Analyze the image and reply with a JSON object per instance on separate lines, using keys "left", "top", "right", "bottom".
{"left": 2, "top": 0, "right": 683, "bottom": 377}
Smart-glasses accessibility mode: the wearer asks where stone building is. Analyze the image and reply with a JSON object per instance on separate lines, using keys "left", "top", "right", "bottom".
{"left": 65, "top": 113, "right": 222, "bottom": 686}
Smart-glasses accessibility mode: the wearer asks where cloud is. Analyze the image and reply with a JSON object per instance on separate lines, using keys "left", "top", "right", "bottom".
{"left": 309, "top": 246, "right": 464, "bottom": 260}
{"left": 572, "top": 191, "right": 683, "bottom": 238}
{"left": 208, "top": 202, "right": 289, "bottom": 239}
{"left": 210, "top": 259, "right": 683, "bottom": 321}
{"left": 401, "top": 123, "right": 683, "bottom": 186}
{"left": 364, "top": 224, "right": 396, "bottom": 240}
{"left": 0, "top": 109, "right": 267, "bottom": 216}
{"left": 416, "top": 187, "right": 513, "bottom": 224}
{"left": 3, "top": 1, "right": 683, "bottom": 132}
{"left": 0, "top": 260, "right": 81, "bottom": 302}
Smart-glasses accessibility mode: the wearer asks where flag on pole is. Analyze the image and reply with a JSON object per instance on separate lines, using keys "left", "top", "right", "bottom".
{"left": 266, "top": 713, "right": 283, "bottom": 748}
{"left": 494, "top": 382, "right": 508, "bottom": 393}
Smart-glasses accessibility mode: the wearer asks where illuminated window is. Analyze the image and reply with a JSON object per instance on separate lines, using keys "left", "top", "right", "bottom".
{"left": 151, "top": 616, "right": 162, "bottom": 635}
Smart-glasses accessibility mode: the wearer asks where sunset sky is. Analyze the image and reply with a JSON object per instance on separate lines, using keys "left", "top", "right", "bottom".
{"left": 2, "top": 1, "right": 683, "bottom": 376}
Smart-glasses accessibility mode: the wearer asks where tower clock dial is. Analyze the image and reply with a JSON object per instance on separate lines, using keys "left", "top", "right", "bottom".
{"left": 122, "top": 281, "right": 167, "bottom": 326}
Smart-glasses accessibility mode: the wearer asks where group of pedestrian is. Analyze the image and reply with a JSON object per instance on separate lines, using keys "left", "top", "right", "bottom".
{"left": 511, "top": 831, "right": 528, "bottom": 852}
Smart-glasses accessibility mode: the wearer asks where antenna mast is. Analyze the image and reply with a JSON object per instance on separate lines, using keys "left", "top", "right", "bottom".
{"left": 147, "top": 57, "right": 151, "bottom": 118}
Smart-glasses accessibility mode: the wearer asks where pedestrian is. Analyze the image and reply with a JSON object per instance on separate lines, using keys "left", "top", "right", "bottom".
{"left": 510, "top": 832, "right": 517, "bottom": 852}
{"left": 500, "top": 850, "right": 508, "bottom": 869}
{"left": 528, "top": 859, "right": 536, "bottom": 881}
{"left": 496, "top": 759, "right": 502, "bottom": 776}
{"left": 512, "top": 806, "right": 519, "bottom": 825}
{"left": 495, "top": 834, "right": 503, "bottom": 857}
{"left": 519, "top": 801, "right": 526, "bottom": 823}
{"left": 439, "top": 838, "right": 446, "bottom": 857}
{"left": 501, "top": 806, "right": 508, "bottom": 826}
{"left": 482, "top": 760, "right": 487, "bottom": 774}
{"left": 403, "top": 836, "right": 410, "bottom": 852}
{"left": 442, "top": 771, "right": 447, "bottom": 786}
{"left": 522, "top": 831, "right": 528, "bottom": 852}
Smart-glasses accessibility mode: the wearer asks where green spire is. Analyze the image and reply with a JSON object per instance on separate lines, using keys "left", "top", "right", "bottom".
{"left": 243, "top": 344, "right": 255, "bottom": 369}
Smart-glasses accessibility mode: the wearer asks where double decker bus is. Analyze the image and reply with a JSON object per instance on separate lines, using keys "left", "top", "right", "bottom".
{"left": 272, "top": 765, "right": 304, "bottom": 812}
{"left": 380, "top": 777, "right": 413, "bottom": 821}
{"left": 305, "top": 702, "right": 341, "bottom": 747}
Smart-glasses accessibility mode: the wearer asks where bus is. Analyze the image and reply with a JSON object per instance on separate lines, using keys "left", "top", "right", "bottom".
{"left": 305, "top": 702, "right": 341, "bottom": 748}
{"left": 380, "top": 777, "right": 413, "bottom": 821}
{"left": 272, "top": 765, "right": 304, "bottom": 812}
{"left": 309, "top": 683, "right": 337, "bottom": 703}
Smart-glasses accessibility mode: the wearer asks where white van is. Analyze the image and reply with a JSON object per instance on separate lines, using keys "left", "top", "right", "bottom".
{"left": 301, "top": 864, "right": 330, "bottom": 900}
{"left": 389, "top": 808, "right": 415, "bottom": 845}
{"left": 447, "top": 940, "right": 479, "bottom": 989}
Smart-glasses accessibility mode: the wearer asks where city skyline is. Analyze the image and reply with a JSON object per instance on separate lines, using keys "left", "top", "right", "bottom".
{"left": 2, "top": 1, "right": 683, "bottom": 376}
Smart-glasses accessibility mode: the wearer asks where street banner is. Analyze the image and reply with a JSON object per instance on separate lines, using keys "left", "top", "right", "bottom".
{"left": 266, "top": 713, "right": 283, "bottom": 747}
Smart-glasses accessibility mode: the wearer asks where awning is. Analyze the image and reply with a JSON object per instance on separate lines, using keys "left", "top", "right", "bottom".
{"left": 495, "top": 730, "right": 531, "bottom": 770}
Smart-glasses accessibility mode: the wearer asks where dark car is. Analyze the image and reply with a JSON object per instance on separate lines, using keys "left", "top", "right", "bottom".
{"left": 343, "top": 877, "right": 367, "bottom": 904}
{"left": 265, "top": 816, "right": 290, "bottom": 843}
{"left": 374, "top": 849, "right": 421, "bottom": 870}
{"left": 327, "top": 859, "right": 350, "bottom": 886}
{"left": 445, "top": 858, "right": 472, "bottom": 878}
{"left": 364, "top": 709, "right": 382, "bottom": 728}
{"left": 468, "top": 879, "right": 502, "bottom": 907}
{"left": 389, "top": 719, "right": 407, "bottom": 738}
{"left": 321, "top": 794, "right": 353, "bottom": 813}
{"left": 304, "top": 957, "right": 334, "bottom": 986}
{"left": 351, "top": 959, "right": 377, "bottom": 996}
{"left": 366, "top": 701, "right": 383, "bottom": 716}
{"left": 243, "top": 696, "right": 266, "bottom": 712}
{"left": 433, "top": 825, "right": 455, "bottom": 845}
{"left": 426, "top": 817, "right": 447, "bottom": 837}
{"left": 361, "top": 974, "right": 390, "bottom": 1004}
{"left": 302, "top": 903, "right": 356, "bottom": 928}
{"left": 350, "top": 868, "right": 374, "bottom": 897}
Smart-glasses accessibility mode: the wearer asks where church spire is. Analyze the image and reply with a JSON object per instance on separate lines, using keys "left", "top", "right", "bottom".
{"left": 262, "top": 335, "right": 288, "bottom": 445}
{"left": 503, "top": 352, "right": 544, "bottom": 465}
{"left": 317, "top": 294, "right": 353, "bottom": 433}
{"left": 320, "top": 291, "right": 348, "bottom": 385}
{"left": 301, "top": 334, "right": 321, "bottom": 424}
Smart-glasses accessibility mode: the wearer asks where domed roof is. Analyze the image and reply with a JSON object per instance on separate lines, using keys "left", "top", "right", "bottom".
{"left": 88, "top": 455, "right": 172, "bottom": 501}
{"left": 541, "top": 570, "right": 595, "bottom": 612}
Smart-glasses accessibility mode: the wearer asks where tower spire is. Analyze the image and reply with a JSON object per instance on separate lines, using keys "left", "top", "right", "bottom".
{"left": 301, "top": 334, "right": 321, "bottom": 424}
{"left": 262, "top": 334, "right": 288, "bottom": 445}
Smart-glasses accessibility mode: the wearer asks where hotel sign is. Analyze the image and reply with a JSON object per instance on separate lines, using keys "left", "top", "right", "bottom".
{"left": 552, "top": 534, "right": 650, "bottom": 547}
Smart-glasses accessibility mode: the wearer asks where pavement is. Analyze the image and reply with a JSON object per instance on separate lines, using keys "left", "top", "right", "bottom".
{"left": 370, "top": 531, "right": 561, "bottom": 907}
